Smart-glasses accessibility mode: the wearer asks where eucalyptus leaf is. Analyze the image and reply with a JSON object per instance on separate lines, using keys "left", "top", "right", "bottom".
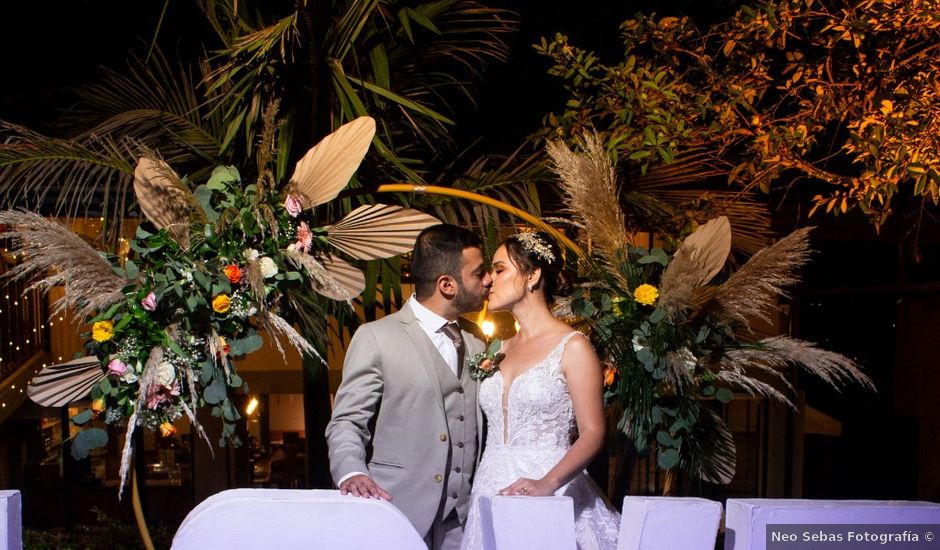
{"left": 124, "top": 261, "right": 139, "bottom": 279}
{"left": 204, "top": 376, "right": 227, "bottom": 404}
{"left": 71, "top": 428, "right": 108, "bottom": 460}
{"left": 657, "top": 448, "right": 679, "bottom": 469}
{"left": 649, "top": 308, "right": 666, "bottom": 323}
{"left": 229, "top": 334, "right": 263, "bottom": 356}
{"left": 71, "top": 409, "right": 93, "bottom": 426}
{"left": 715, "top": 388, "right": 734, "bottom": 403}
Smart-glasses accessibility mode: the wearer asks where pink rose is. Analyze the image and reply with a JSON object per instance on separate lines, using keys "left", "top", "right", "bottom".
{"left": 107, "top": 358, "right": 127, "bottom": 376}
{"left": 284, "top": 193, "right": 303, "bottom": 217}
{"left": 141, "top": 292, "right": 157, "bottom": 312}
{"left": 296, "top": 221, "right": 313, "bottom": 253}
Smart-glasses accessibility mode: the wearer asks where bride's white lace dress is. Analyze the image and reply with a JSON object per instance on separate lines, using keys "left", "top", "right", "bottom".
{"left": 461, "top": 332, "right": 620, "bottom": 550}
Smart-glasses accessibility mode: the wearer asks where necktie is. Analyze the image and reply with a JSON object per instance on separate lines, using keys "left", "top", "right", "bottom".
{"left": 439, "top": 322, "right": 465, "bottom": 377}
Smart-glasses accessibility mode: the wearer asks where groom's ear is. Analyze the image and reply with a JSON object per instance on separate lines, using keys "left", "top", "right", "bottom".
{"left": 437, "top": 274, "right": 458, "bottom": 298}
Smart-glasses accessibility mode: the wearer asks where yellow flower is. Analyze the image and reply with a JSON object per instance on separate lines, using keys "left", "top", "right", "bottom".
{"left": 92, "top": 321, "right": 114, "bottom": 342}
{"left": 212, "top": 294, "right": 231, "bottom": 314}
{"left": 159, "top": 421, "right": 177, "bottom": 438}
{"left": 91, "top": 398, "right": 107, "bottom": 415}
{"left": 633, "top": 284, "right": 659, "bottom": 306}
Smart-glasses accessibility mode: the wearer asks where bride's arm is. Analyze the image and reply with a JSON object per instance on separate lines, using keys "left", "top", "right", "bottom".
{"left": 499, "top": 335, "right": 606, "bottom": 496}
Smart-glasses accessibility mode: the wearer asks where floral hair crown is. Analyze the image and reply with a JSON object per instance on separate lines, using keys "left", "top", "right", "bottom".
{"left": 512, "top": 231, "right": 556, "bottom": 263}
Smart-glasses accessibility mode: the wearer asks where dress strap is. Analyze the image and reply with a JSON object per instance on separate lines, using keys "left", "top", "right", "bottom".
{"left": 549, "top": 331, "right": 585, "bottom": 375}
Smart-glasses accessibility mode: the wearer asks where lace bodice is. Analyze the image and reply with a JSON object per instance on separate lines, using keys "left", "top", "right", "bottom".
{"left": 479, "top": 332, "right": 581, "bottom": 450}
{"left": 463, "top": 330, "right": 621, "bottom": 550}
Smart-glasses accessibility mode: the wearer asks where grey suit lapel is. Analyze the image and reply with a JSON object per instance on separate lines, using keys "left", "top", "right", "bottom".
{"left": 398, "top": 303, "right": 461, "bottom": 413}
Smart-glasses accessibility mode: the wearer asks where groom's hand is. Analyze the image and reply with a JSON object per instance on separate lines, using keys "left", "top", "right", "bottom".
{"left": 340, "top": 474, "right": 393, "bottom": 500}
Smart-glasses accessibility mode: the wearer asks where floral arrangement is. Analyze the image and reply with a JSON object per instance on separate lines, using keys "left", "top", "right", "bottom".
{"left": 1, "top": 115, "right": 439, "bottom": 494}
{"left": 467, "top": 339, "right": 504, "bottom": 380}
{"left": 546, "top": 133, "right": 874, "bottom": 486}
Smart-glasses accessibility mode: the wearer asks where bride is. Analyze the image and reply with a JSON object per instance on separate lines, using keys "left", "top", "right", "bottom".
{"left": 461, "top": 232, "right": 620, "bottom": 550}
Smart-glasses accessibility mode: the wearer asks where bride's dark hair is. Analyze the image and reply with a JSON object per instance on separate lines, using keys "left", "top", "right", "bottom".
{"left": 503, "top": 231, "right": 572, "bottom": 303}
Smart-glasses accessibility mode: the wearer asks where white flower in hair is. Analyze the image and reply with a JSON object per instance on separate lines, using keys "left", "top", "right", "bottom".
{"left": 513, "top": 232, "right": 556, "bottom": 263}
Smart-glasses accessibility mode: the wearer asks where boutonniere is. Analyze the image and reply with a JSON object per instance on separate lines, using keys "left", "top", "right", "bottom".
{"left": 468, "top": 339, "right": 504, "bottom": 380}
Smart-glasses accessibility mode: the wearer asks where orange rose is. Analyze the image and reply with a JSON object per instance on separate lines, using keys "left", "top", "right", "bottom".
{"left": 223, "top": 264, "right": 242, "bottom": 284}
{"left": 603, "top": 363, "right": 617, "bottom": 387}
{"left": 479, "top": 358, "right": 494, "bottom": 373}
{"left": 159, "top": 421, "right": 177, "bottom": 438}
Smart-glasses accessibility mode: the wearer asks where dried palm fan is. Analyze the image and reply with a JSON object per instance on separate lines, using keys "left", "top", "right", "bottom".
{"left": 134, "top": 156, "right": 204, "bottom": 247}
{"left": 289, "top": 116, "right": 376, "bottom": 208}
{"left": 27, "top": 357, "right": 107, "bottom": 407}
{"left": 657, "top": 216, "right": 732, "bottom": 310}
{"left": 316, "top": 255, "right": 367, "bottom": 302}
{"left": 326, "top": 204, "right": 440, "bottom": 260}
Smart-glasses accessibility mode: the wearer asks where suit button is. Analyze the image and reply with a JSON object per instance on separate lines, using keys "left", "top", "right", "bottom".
{"left": 457, "top": 415, "right": 465, "bottom": 421}
{"left": 457, "top": 442, "right": 464, "bottom": 448}
{"left": 434, "top": 474, "right": 443, "bottom": 483}
{"left": 454, "top": 467, "right": 462, "bottom": 473}
{"left": 451, "top": 492, "right": 458, "bottom": 498}
{"left": 457, "top": 388, "right": 464, "bottom": 394}
{"left": 440, "top": 433, "right": 448, "bottom": 442}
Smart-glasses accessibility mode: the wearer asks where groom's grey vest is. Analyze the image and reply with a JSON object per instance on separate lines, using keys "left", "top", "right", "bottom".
{"left": 435, "top": 360, "right": 479, "bottom": 522}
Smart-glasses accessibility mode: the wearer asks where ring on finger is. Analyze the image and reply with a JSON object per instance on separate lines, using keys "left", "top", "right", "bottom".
{"left": 520, "top": 487, "right": 528, "bottom": 494}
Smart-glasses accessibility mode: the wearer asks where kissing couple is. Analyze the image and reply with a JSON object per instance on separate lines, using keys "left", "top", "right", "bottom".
{"left": 327, "top": 224, "right": 620, "bottom": 549}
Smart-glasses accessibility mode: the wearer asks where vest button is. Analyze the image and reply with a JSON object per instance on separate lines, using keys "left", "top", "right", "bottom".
{"left": 440, "top": 433, "right": 448, "bottom": 442}
{"left": 434, "top": 474, "right": 442, "bottom": 483}
{"left": 457, "top": 415, "right": 465, "bottom": 421}
{"left": 451, "top": 492, "right": 458, "bottom": 499}
{"left": 457, "top": 388, "right": 464, "bottom": 394}
{"left": 457, "top": 442, "right": 464, "bottom": 448}
{"left": 454, "top": 467, "right": 462, "bottom": 473}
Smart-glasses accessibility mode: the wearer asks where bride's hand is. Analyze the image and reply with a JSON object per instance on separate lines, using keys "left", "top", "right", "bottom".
{"left": 497, "top": 477, "right": 555, "bottom": 497}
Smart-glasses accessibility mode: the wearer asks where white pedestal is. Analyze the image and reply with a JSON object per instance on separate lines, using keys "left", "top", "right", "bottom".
{"left": 489, "top": 495, "right": 576, "bottom": 550}
{"left": 618, "top": 496, "right": 722, "bottom": 550}
{"left": 0, "top": 491, "right": 22, "bottom": 550}
{"left": 172, "top": 489, "right": 425, "bottom": 550}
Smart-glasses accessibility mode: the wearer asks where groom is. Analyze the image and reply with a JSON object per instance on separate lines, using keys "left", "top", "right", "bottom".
{"left": 326, "top": 223, "right": 492, "bottom": 549}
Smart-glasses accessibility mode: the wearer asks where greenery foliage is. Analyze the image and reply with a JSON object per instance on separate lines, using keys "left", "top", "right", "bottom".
{"left": 537, "top": 0, "right": 940, "bottom": 243}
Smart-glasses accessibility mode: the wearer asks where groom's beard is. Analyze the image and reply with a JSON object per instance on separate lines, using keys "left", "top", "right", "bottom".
{"left": 454, "top": 281, "right": 485, "bottom": 313}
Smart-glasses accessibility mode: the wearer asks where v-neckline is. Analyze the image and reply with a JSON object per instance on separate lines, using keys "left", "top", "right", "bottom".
{"left": 497, "top": 332, "right": 575, "bottom": 443}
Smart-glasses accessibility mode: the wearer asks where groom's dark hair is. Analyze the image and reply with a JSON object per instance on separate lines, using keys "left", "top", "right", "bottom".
{"left": 412, "top": 224, "right": 482, "bottom": 300}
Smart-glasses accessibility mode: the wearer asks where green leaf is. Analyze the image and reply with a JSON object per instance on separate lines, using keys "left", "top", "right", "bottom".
{"left": 193, "top": 270, "right": 211, "bottom": 291}
{"left": 71, "top": 428, "right": 108, "bottom": 460}
{"left": 649, "top": 308, "right": 666, "bottom": 323}
{"left": 657, "top": 448, "right": 679, "bottom": 469}
{"left": 715, "top": 388, "right": 734, "bottom": 403}
{"left": 228, "top": 373, "right": 243, "bottom": 388}
{"left": 124, "top": 260, "right": 139, "bottom": 279}
{"left": 99, "top": 377, "right": 112, "bottom": 395}
{"left": 221, "top": 398, "right": 240, "bottom": 422}
{"left": 229, "top": 333, "right": 263, "bottom": 356}
{"left": 204, "top": 376, "right": 227, "bottom": 404}
{"left": 72, "top": 409, "right": 93, "bottom": 426}
{"left": 207, "top": 165, "right": 240, "bottom": 190}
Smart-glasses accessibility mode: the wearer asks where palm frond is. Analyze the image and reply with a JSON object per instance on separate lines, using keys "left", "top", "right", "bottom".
{"left": 68, "top": 50, "right": 225, "bottom": 166}
{"left": 0, "top": 125, "right": 137, "bottom": 240}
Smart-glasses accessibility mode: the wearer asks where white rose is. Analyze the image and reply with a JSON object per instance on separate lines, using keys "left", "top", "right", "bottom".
{"left": 259, "top": 257, "right": 278, "bottom": 278}
{"left": 154, "top": 361, "right": 176, "bottom": 387}
{"left": 243, "top": 248, "right": 260, "bottom": 262}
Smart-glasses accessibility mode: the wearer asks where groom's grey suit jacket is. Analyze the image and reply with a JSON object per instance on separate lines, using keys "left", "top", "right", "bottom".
{"left": 326, "top": 302, "right": 484, "bottom": 538}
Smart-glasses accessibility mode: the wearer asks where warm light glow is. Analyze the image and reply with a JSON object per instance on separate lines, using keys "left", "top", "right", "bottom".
{"left": 481, "top": 320, "right": 495, "bottom": 339}
{"left": 245, "top": 396, "right": 259, "bottom": 416}
{"left": 514, "top": 320, "right": 521, "bottom": 332}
